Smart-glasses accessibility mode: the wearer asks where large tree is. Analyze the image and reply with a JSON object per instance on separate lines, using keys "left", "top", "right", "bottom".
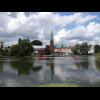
{"left": 71, "top": 43, "right": 81, "bottom": 55}
{"left": 31, "top": 40, "right": 42, "bottom": 45}
{"left": 10, "top": 38, "right": 34, "bottom": 56}
{"left": 71, "top": 42, "right": 89, "bottom": 55}
{"left": 80, "top": 42, "right": 89, "bottom": 55}
{"left": 94, "top": 45, "right": 100, "bottom": 53}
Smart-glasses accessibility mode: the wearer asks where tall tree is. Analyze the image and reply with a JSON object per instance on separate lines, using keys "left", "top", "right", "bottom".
{"left": 80, "top": 42, "right": 89, "bottom": 55}
{"left": 10, "top": 38, "right": 34, "bottom": 56}
{"left": 44, "top": 45, "right": 50, "bottom": 55}
{"left": 94, "top": 45, "right": 100, "bottom": 53}
{"left": 71, "top": 42, "right": 89, "bottom": 55}
{"left": 31, "top": 40, "right": 42, "bottom": 45}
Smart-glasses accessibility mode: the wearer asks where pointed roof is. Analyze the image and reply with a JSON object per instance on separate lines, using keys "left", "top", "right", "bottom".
{"left": 51, "top": 30, "right": 53, "bottom": 40}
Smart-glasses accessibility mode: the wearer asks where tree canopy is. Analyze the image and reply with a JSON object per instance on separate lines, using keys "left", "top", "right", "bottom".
{"left": 94, "top": 45, "right": 100, "bottom": 53}
{"left": 71, "top": 42, "right": 89, "bottom": 55}
{"left": 10, "top": 38, "right": 34, "bottom": 56}
{"left": 31, "top": 40, "right": 42, "bottom": 45}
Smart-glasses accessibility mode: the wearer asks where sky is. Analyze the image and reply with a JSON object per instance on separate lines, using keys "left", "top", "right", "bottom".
{"left": 0, "top": 12, "right": 100, "bottom": 46}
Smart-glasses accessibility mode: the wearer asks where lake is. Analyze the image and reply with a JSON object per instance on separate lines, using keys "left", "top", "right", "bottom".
{"left": 0, "top": 56, "right": 100, "bottom": 87}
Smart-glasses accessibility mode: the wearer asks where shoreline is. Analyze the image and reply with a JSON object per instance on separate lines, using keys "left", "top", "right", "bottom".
{"left": 0, "top": 55, "right": 95, "bottom": 58}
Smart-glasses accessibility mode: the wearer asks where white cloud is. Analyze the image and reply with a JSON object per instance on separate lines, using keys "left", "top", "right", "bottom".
{"left": 76, "top": 14, "right": 98, "bottom": 24}
{"left": 55, "top": 21, "right": 100, "bottom": 46}
{"left": 0, "top": 12, "right": 99, "bottom": 46}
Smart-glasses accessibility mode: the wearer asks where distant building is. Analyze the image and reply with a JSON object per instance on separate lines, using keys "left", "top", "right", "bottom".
{"left": 88, "top": 45, "right": 95, "bottom": 54}
{"left": 32, "top": 45, "right": 46, "bottom": 56}
{"left": 0, "top": 41, "right": 4, "bottom": 49}
{"left": 54, "top": 46, "right": 73, "bottom": 55}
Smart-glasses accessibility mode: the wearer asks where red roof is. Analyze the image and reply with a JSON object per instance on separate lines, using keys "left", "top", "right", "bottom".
{"left": 88, "top": 45, "right": 93, "bottom": 48}
{"left": 34, "top": 48, "right": 45, "bottom": 50}
{"left": 55, "top": 46, "right": 73, "bottom": 50}
{"left": 32, "top": 45, "right": 43, "bottom": 46}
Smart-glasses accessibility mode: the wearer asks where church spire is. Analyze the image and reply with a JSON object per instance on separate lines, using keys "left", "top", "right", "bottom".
{"left": 51, "top": 30, "right": 53, "bottom": 41}
{"left": 50, "top": 30, "right": 54, "bottom": 54}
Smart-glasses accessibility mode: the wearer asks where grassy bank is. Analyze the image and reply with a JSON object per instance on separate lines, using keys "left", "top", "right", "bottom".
{"left": 96, "top": 52, "right": 100, "bottom": 62}
{"left": 36, "top": 83, "right": 79, "bottom": 87}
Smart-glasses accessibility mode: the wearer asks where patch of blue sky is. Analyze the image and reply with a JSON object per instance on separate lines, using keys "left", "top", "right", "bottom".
{"left": 53, "top": 12, "right": 75, "bottom": 16}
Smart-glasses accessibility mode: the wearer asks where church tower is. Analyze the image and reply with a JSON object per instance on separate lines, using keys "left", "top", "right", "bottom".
{"left": 50, "top": 30, "right": 54, "bottom": 54}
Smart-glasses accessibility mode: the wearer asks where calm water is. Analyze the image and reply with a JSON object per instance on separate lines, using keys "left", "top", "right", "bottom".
{"left": 0, "top": 56, "right": 100, "bottom": 87}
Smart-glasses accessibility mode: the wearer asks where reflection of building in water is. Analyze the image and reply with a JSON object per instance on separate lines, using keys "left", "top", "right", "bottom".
{"left": 50, "top": 63, "right": 55, "bottom": 82}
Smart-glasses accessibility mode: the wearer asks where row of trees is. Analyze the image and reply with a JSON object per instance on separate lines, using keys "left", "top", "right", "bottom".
{"left": 71, "top": 42, "right": 100, "bottom": 55}
{"left": 10, "top": 38, "right": 50, "bottom": 56}
{"left": 0, "top": 38, "right": 50, "bottom": 57}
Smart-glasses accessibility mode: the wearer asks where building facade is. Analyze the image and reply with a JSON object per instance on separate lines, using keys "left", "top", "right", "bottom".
{"left": 54, "top": 46, "right": 73, "bottom": 55}
{"left": 0, "top": 41, "right": 4, "bottom": 49}
{"left": 88, "top": 45, "right": 95, "bottom": 54}
{"left": 32, "top": 45, "right": 46, "bottom": 56}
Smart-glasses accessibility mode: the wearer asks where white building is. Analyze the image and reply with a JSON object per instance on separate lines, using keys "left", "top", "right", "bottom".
{"left": 88, "top": 45, "right": 95, "bottom": 54}
{"left": 32, "top": 45, "right": 46, "bottom": 55}
{"left": 0, "top": 41, "right": 4, "bottom": 49}
{"left": 54, "top": 46, "right": 73, "bottom": 55}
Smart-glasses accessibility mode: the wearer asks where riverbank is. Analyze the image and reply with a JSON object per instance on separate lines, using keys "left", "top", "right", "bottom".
{"left": 0, "top": 55, "right": 95, "bottom": 58}
{"left": 96, "top": 53, "right": 100, "bottom": 62}
{"left": 36, "top": 83, "right": 79, "bottom": 87}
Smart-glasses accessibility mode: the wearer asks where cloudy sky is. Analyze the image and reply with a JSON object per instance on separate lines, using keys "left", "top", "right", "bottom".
{"left": 0, "top": 12, "right": 100, "bottom": 46}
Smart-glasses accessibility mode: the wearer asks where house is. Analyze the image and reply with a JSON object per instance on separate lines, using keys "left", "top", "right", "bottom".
{"left": 88, "top": 45, "right": 95, "bottom": 54}
{"left": 0, "top": 41, "right": 4, "bottom": 49}
{"left": 32, "top": 45, "right": 46, "bottom": 56}
{"left": 54, "top": 46, "right": 73, "bottom": 55}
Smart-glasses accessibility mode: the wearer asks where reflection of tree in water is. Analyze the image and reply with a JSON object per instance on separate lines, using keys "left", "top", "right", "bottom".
{"left": 75, "top": 60, "right": 89, "bottom": 69}
{"left": 31, "top": 66, "right": 42, "bottom": 71}
{"left": 10, "top": 58, "right": 43, "bottom": 76}
{"left": 0, "top": 60, "right": 4, "bottom": 72}
{"left": 10, "top": 59, "right": 33, "bottom": 76}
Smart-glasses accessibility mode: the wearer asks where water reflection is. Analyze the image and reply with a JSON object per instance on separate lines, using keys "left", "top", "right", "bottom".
{"left": 50, "top": 64, "right": 55, "bottom": 82}
{"left": 75, "top": 60, "right": 89, "bottom": 69}
{"left": 1, "top": 56, "right": 100, "bottom": 86}
{"left": 96, "top": 61, "right": 100, "bottom": 71}
{"left": 0, "top": 60, "right": 4, "bottom": 72}
{"left": 10, "top": 59, "right": 32, "bottom": 76}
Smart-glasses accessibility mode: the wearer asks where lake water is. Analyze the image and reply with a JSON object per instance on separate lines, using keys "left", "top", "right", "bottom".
{"left": 0, "top": 56, "right": 100, "bottom": 87}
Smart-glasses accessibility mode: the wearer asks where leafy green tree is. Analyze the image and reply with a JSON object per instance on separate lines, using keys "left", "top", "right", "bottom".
{"left": 10, "top": 45, "right": 20, "bottom": 56}
{"left": 71, "top": 43, "right": 81, "bottom": 55}
{"left": 10, "top": 38, "right": 34, "bottom": 56}
{"left": 71, "top": 42, "right": 89, "bottom": 55}
{"left": 44, "top": 45, "right": 50, "bottom": 55}
{"left": 31, "top": 40, "right": 42, "bottom": 45}
{"left": 80, "top": 42, "right": 89, "bottom": 55}
{"left": 94, "top": 45, "right": 100, "bottom": 53}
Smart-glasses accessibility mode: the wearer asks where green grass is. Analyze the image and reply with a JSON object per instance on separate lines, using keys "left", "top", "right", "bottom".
{"left": 96, "top": 53, "right": 100, "bottom": 62}
{"left": 36, "top": 83, "right": 79, "bottom": 87}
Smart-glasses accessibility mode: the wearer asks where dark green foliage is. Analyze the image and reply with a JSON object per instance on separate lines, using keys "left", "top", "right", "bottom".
{"left": 44, "top": 45, "right": 50, "bottom": 55}
{"left": 80, "top": 42, "right": 89, "bottom": 55}
{"left": 10, "top": 38, "right": 34, "bottom": 56}
{"left": 71, "top": 42, "right": 89, "bottom": 55}
{"left": 71, "top": 43, "right": 81, "bottom": 55}
{"left": 94, "top": 45, "right": 100, "bottom": 53}
{"left": 31, "top": 40, "right": 42, "bottom": 45}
